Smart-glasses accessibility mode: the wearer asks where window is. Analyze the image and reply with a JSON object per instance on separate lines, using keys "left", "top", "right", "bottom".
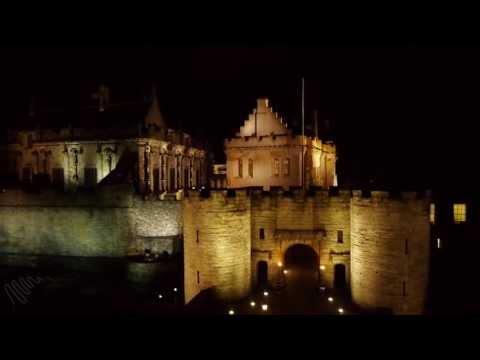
{"left": 197, "top": 271, "right": 200, "bottom": 284}
{"left": 405, "top": 239, "right": 409, "bottom": 255}
{"left": 337, "top": 230, "right": 343, "bottom": 244}
{"left": 402, "top": 281, "right": 406, "bottom": 297}
{"left": 238, "top": 159, "right": 243, "bottom": 178}
{"left": 84, "top": 168, "right": 98, "bottom": 188}
{"left": 248, "top": 159, "right": 253, "bottom": 178}
{"left": 273, "top": 159, "right": 280, "bottom": 176}
{"left": 283, "top": 158, "right": 290, "bottom": 176}
{"left": 453, "top": 203, "right": 467, "bottom": 224}
{"left": 259, "top": 228, "right": 265, "bottom": 240}
{"left": 196, "top": 230, "right": 199, "bottom": 244}
{"left": 430, "top": 204, "right": 435, "bottom": 224}
{"left": 52, "top": 168, "right": 64, "bottom": 188}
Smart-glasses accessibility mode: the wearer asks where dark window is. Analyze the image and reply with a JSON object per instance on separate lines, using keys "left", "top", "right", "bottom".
{"left": 337, "top": 230, "right": 343, "bottom": 244}
{"left": 196, "top": 230, "right": 199, "bottom": 244}
{"left": 402, "top": 281, "right": 406, "bottom": 297}
{"left": 405, "top": 239, "right": 409, "bottom": 255}
{"left": 84, "top": 168, "right": 97, "bottom": 188}
{"left": 27, "top": 134, "right": 33, "bottom": 148}
{"left": 52, "top": 168, "right": 64, "bottom": 188}
{"left": 259, "top": 228, "right": 265, "bottom": 240}
{"left": 153, "top": 168, "right": 160, "bottom": 192}
{"left": 197, "top": 271, "right": 200, "bottom": 284}
{"left": 22, "top": 167, "right": 31, "bottom": 184}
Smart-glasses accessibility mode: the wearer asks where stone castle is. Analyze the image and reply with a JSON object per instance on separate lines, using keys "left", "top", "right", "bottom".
{"left": 0, "top": 92, "right": 431, "bottom": 314}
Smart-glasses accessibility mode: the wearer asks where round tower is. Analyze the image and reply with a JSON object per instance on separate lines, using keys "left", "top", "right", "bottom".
{"left": 183, "top": 189, "right": 251, "bottom": 304}
{"left": 350, "top": 191, "right": 431, "bottom": 314}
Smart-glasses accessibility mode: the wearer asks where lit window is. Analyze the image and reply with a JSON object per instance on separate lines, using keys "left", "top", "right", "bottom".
{"left": 453, "top": 203, "right": 467, "bottom": 224}
{"left": 259, "top": 228, "right": 265, "bottom": 240}
{"left": 238, "top": 159, "right": 243, "bottom": 178}
{"left": 248, "top": 159, "right": 253, "bottom": 178}
{"left": 430, "top": 204, "right": 435, "bottom": 224}
{"left": 283, "top": 158, "right": 290, "bottom": 176}
{"left": 273, "top": 159, "right": 280, "bottom": 176}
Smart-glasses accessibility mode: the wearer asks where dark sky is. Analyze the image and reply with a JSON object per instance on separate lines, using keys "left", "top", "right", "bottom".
{"left": 1, "top": 47, "right": 477, "bottom": 189}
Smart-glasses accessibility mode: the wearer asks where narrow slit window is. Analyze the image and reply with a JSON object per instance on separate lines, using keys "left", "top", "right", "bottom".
{"left": 273, "top": 159, "right": 280, "bottom": 176}
{"left": 197, "top": 271, "right": 200, "bottom": 284}
{"left": 248, "top": 159, "right": 253, "bottom": 178}
{"left": 337, "top": 230, "right": 343, "bottom": 244}
{"left": 429, "top": 203, "right": 435, "bottom": 224}
{"left": 259, "top": 228, "right": 265, "bottom": 240}
{"left": 196, "top": 230, "right": 199, "bottom": 244}
{"left": 238, "top": 159, "right": 243, "bottom": 178}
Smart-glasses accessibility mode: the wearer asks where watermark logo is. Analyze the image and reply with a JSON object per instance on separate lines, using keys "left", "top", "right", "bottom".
{"left": 4, "top": 276, "right": 53, "bottom": 307}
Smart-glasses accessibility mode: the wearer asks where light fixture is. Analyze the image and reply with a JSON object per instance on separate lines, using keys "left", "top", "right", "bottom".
{"left": 283, "top": 269, "right": 289, "bottom": 275}
{"left": 158, "top": 294, "right": 163, "bottom": 299}
{"left": 437, "top": 238, "right": 441, "bottom": 249}
{"left": 250, "top": 301, "right": 256, "bottom": 307}
{"left": 261, "top": 304, "right": 268, "bottom": 311}
{"left": 338, "top": 308, "right": 344, "bottom": 314}
{"left": 328, "top": 297, "right": 334, "bottom": 302}
{"left": 319, "top": 265, "right": 326, "bottom": 271}
{"left": 263, "top": 291, "right": 269, "bottom": 297}
{"left": 277, "top": 261, "right": 283, "bottom": 267}
{"left": 228, "top": 309, "right": 235, "bottom": 315}
{"left": 173, "top": 288, "right": 178, "bottom": 292}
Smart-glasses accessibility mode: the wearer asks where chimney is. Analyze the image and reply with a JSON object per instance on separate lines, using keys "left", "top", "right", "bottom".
{"left": 256, "top": 98, "right": 269, "bottom": 113}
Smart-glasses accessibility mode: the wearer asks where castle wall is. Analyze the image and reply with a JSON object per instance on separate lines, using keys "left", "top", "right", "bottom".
{"left": 350, "top": 191, "right": 430, "bottom": 314}
{"left": 250, "top": 190, "right": 351, "bottom": 288}
{"left": 183, "top": 190, "right": 251, "bottom": 304}
{"left": 0, "top": 185, "right": 183, "bottom": 258}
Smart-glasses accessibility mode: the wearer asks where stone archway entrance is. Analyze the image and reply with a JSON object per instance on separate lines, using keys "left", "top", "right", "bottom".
{"left": 281, "top": 244, "right": 320, "bottom": 314}
{"left": 284, "top": 244, "right": 319, "bottom": 270}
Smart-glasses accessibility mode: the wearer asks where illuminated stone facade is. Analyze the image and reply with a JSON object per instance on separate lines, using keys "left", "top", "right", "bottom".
{"left": 0, "top": 94, "right": 207, "bottom": 194}
{"left": 225, "top": 98, "right": 337, "bottom": 190}
{"left": 184, "top": 189, "right": 431, "bottom": 314}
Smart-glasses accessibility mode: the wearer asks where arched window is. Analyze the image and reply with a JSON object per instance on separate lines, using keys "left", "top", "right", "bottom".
{"left": 283, "top": 158, "right": 290, "bottom": 176}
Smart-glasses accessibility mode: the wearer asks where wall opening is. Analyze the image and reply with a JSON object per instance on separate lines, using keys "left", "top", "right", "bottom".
{"left": 257, "top": 261, "right": 268, "bottom": 286}
{"left": 284, "top": 244, "right": 319, "bottom": 270}
{"left": 334, "top": 264, "right": 347, "bottom": 289}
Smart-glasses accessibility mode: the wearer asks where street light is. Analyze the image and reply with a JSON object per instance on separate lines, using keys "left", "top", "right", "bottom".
{"left": 338, "top": 308, "right": 344, "bottom": 314}
{"left": 228, "top": 309, "right": 235, "bottom": 315}
{"left": 328, "top": 297, "right": 334, "bottom": 302}
{"left": 250, "top": 301, "right": 256, "bottom": 308}
{"left": 319, "top": 265, "right": 326, "bottom": 271}
{"left": 283, "top": 269, "right": 289, "bottom": 275}
{"left": 263, "top": 291, "right": 269, "bottom": 297}
{"left": 158, "top": 294, "right": 163, "bottom": 299}
{"left": 261, "top": 304, "right": 268, "bottom": 311}
{"left": 277, "top": 261, "right": 283, "bottom": 267}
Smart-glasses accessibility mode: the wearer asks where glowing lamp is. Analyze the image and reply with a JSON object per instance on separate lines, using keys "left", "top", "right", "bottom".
{"left": 328, "top": 297, "right": 334, "bottom": 302}
{"left": 338, "top": 308, "right": 344, "bottom": 314}
{"left": 228, "top": 309, "right": 235, "bottom": 315}
{"left": 319, "top": 265, "right": 326, "bottom": 271}
{"left": 263, "top": 291, "right": 269, "bottom": 297}
{"left": 173, "top": 288, "right": 178, "bottom": 292}
{"left": 283, "top": 269, "right": 289, "bottom": 275}
{"left": 277, "top": 262, "right": 283, "bottom": 267}
{"left": 250, "top": 301, "right": 256, "bottom": 307}
{"left": 158, "top": 294, "right": 163, "bottom": 299}
{"left": 261, "top": 304, "right": 268, "bottom": 311}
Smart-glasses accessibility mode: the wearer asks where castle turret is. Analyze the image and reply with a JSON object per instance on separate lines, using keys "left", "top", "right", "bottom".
{"left": 183, "top": 190, "right": 251, "bottom": 304}
{"left": 350, "top": 191, "right": 431, "bottom": 314}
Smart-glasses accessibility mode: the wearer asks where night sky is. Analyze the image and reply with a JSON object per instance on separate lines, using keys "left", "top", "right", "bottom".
{"left": 1, "top": 47, "right": 477, "bottom": 190}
